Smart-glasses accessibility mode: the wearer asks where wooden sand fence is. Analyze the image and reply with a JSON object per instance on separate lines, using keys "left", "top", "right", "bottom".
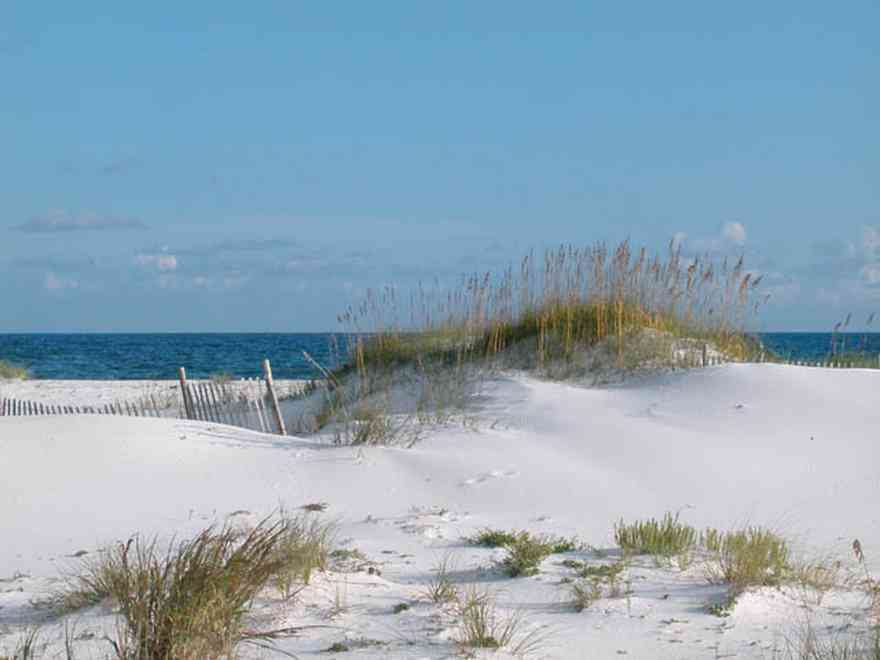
{"left": 0, "top": 360, "right": 298, "bottom": 436}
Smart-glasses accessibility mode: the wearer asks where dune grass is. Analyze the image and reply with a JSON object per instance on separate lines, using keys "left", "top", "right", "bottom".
{"left": 57, "top": 513, "right": 333, "bottom": 659}
{"left": 312, "top": 240, "right": 765, "bottom": 445}
{"left": 784, "top": 623, "right": 880, "bottom": 659}
{"left": 0, "top": 359, "right": 28, "bottom": 379}
{"left": 422, "top": 554, "right": 459, "bottom": 604}
{"left": 704, "top": 526, "right": 791, "bottom": 591}
{"left": 1, "top": 626, "right": 43, "bottom": 659}
{"left": 336, "top": 241, "right": 765, "bottom": 376}
{"left": 454, "top": 586, "right": 545, "bottom": 656}
{"left": 614, "top": 512, "right": 699, "bottom": 558}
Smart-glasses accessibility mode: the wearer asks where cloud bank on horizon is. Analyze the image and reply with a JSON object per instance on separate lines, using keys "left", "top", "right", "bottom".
{"left": 11, "top": 212, "right": 148, "bottom": 234}
{"left": 0, "top": 3, "right": 877, "bottom": 332}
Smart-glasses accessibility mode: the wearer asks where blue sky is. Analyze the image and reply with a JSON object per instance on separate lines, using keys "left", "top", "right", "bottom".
{"left": 1, "top": 2, "right": 877, "bottom": 332}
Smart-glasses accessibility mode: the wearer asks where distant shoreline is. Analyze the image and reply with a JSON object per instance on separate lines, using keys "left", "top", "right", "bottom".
{"left": 2, "top": 332, "right": 879, "bottom": 381}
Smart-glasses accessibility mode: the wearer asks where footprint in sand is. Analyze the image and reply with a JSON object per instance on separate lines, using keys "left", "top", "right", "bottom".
{"left": 460, "top": 469, "right": 520, "bottom": 487}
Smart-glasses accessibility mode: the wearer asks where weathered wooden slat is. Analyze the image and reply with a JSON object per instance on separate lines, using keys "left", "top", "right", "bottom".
{"left": 204, "top": 383, "right": 220, "bottom": 423}
{"left": 255, "top": 396, "right": 270, "bottom": 434}
{"left": 206, "top": 384, "right": 226, "bottom": 425}
{"left": 263, "top": 359, "right": 286, "bottom": 436}
{"left": 199, "top": 383, "right": 214, "bottom": 423}
{"left": 178, "top": 367, "right": 194, "bottom": 420}
{"left": 192, "top": 382, "right": 205, "bottom": 420}
{"left": 228, "top": 393, "right": 245, "bottom": 429}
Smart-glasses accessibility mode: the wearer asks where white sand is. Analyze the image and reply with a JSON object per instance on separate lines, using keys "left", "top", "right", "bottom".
{"left": 1, "top": 364, "right": 877, "bottom": 658}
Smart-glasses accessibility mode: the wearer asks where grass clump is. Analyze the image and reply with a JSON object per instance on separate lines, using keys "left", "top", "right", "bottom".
{"left": 792, "top": 558, "right": 845, "bottom": 606}
{"left": 501, "top": 533, "right": 555, "bottom": 577}
{"left": 615, "top": 512, "right": 698, "bottom": 558}
{"left": 464, "top": 528, "right": 520, "bottom": 548}
{"left": 1, "top": 627, "right": 44, "bottom": 659}
{"left": 705, "top": 526, "right": 791, "bottom": 591}
{"left": 568, "top": 578, "right": 603, "bottom": 612}
{"left": 323, "top": 638, "right": 388, "bottom": 653}
{"left": 271, "top": 512, "right": 335, "bottom": 600}
{"left": 59, "top": 514, "right": 330, "bottom": 659}
{"left": 784, "top": 623, "right": 880, "bottom": 659}
{"left": 0, "top": 359, "right": 28, "bottom": 380}
{"left": 465, "top": 529, "right": 580, "bottom": 577}
{"left": 564, "top": 559, "right": 629, "bottom": 611}
{"left": 423, "top": 555, "right": 459, "bottom": 604}
{"left": 454, "top": 586, "right": 544, "bottom": 656}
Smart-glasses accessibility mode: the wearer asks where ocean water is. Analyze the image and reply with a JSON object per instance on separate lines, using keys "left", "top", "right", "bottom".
{"left": 1, "top": 332, "right": 879, "bottom": 380}
{"left": 757, "top": 332, "right": 880, "bottom": 362}
{"left": 0, "top": 334, "right": 345, "bottom": 380}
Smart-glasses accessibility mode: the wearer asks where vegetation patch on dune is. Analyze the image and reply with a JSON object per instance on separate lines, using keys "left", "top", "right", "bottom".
{"left": 0, "top": 359, "right": 28, "bottom": 380}
{"left": 297, "top": 240, "right": 766, "bottom": 446}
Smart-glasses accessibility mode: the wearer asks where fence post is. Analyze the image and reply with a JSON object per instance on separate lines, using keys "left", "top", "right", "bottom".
{"left": 701, "top": 343, "right": 708, "bottom": 368}
{"left": 178, "top": 367, "right": 194, "bottom": 420}
{"left": 262, "top": 359, "right": 287, "bottom": 436}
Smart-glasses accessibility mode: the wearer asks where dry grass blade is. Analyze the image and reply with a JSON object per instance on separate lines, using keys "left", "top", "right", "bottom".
{"left": 454, "top": 586, "right": 547, "bottom": 657}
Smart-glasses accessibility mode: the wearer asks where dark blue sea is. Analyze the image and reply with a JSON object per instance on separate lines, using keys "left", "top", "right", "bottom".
{"left": 1, "top": 333, "right": 879, "bottom": 380}
{"left": 0, "top": 334, "right": 346, "bottom": 380}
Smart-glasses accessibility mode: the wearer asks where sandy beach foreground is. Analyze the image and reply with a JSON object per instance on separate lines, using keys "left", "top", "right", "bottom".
{"left": 1, "top": 363, "right": 878, "bottom": 658}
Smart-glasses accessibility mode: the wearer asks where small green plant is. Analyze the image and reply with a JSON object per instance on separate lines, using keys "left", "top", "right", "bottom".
{"left": 329, "top": 547, "right": 369, "bottom": 574}
{"left": 392, "top": 602, "right": 411, "bottom": 614}
{"left": 707, "top": 593, "right": 737, "bottom": 617}
{"left": 614, "top": 512, "right": 698, "bottom": 558}
{"left": 323, "top": 638, "right": 388, "bottom": 654}
{"left": 578, "top": 563, "right": 625, "bottom": 581}
{"left": 329, "top": 547, "right": 365, "bottom": 561}
{"left": 501, "top": 532, "right": 555, "bottom": 577}
{"left": 464, "top": 528, "right": 519, "bottom": 548}
{"left": 569, "top": 578, "right": 602, "bottom": 612}
{"left": 465, "top": 528, "right": 579, "bottom": 577}
{"left": 301, "top": 501, "right": 329, "bottom": 512}
{"left": 423, "top": 555, "right": 459, "bottom": 604}
{"left": 564, "top": 559, "right": 628, "bottom": 609}
{"left": 548, "top": 536, "right": 580, "bottom": 553}
{"left": 324, "top": 641, "right": 350, "bottom": 653}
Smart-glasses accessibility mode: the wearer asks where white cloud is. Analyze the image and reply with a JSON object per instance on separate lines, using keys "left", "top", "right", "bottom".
{"left": 135, "top": 254, "right": 178, "bottom": 271}
{"left": 721, "top": 221, "right": 747, "bottom": 245}
{"left": 862, "top": 227, "right": 880, "bottom": 257}
{"left": 44, "top": 272, "right": 78, "bottom": 292}
{"left": 674, "top": 222, "right": 748, "bottom": 254}
{"left": 861, "top": 263, "right": 880, "bottom": 284}
{"left": 14, "top": 210, "right": 147, "bottom": 233}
